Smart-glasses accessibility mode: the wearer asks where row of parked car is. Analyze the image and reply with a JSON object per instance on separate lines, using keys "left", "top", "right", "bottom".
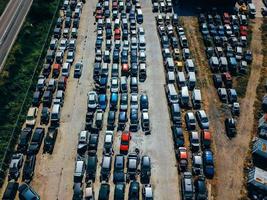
{"left": 72, "top": 0, "right": 154, "bottom": 199}
{"left": 151, "top": 0, "right": 173, "bottom": 13}
{"left": 198, "top": 9, "right": 254, "bottom": 138}
{"left": 155, "top": 13, "right": 215, "bottom": 200}
{"left": 2, "top": 0, "right": 84, "bottom": 199}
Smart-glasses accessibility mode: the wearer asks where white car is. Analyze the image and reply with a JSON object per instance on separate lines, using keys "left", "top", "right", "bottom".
{"left": 87, "top": 91, "right": 98, "bottom": 111}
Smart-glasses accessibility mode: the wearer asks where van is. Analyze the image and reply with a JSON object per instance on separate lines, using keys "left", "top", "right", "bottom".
{"left": 165, "top": 84, "right": 179, "bottom": 104}
{"left": 51, "top": 104, "right": 61, "bottom": 126}
{"left": 166, "top": 57, "right": 175, "bottom": 71}
{"left": 136, "top": 9, "right": 143, "bottom": 24}
{"left": 74, "top": 159, "right": 86, "bottom": 183}
{"left": 185, "top": 59, "right": 195, "bottom": 72}
{"left": 209, "top": 57, "right": 219, "bottom": 72}
{"left": 171, "top": 103, "right": 182, "bottom": 126}
{"left": 86, "top": 155, "right": 97, "bottom": 181}
{"left": 139, "top": 36, "right": 146, "bottom": 51}
{"left": 188, "top": 72, "right": 196, "bottom": 90}
{"left": 43, "top": 91, "right": 52, "bottom": 107}
{"left": 219, "top": 57, "right": 228, "bottom": 72}
{"left": 167, "top": 71, "right": 175, "bottom": 84}
{"left": 62, "top": 63, "right": 70, "bottom": 77}
{"left": 101, "top": 155, "right": 112, "bottom": 182}
{"left": 192, "top": 89, "right": 202, "bottom": 109}
{"left": 177, "top": 72, "right": 186, "bottom": 89}
{"left": 180, "top": 86, "right": 189, "bottom": 107}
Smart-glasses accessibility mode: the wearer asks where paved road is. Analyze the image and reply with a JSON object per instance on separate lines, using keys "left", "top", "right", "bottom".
{"left": 0, "top": 0, "right": 33, "bottom": 70}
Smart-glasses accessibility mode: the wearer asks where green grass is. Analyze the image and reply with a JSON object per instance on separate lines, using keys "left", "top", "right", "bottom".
{"left": 0, "top": 0, "right": 61, "bottom": 186}
{"left": 0, "top": 0, "right": 9, "bottom": 15}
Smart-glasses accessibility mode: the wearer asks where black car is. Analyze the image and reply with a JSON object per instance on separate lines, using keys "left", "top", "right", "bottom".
{"left": 225, "top": 118, "right": 237, "bottom": 138}
{"left": 41, "top": 107, "right": 50, "bottom": 125}
{"left": 73, "top": 183, "right": 83, "bottom": 200}
{"left": 42, "top": 90, "right": 53, "bottom": 107}
{"left": 172, "top": 126, "right": 184, "bottom": 147}
{"left": 17, "top": 127, "right": 32, "bottom": 153}
{"left": 98, "top": 183, "right": 110, "bottom": 200}
{"left": 2, "top": 181, "right": 19, "bottom": 200}
{"left": 128, "top": 181, "right": 139, "bottom": 200}
{"left": 43, "top": 127, "right": 58, "bottom": 154}
{"left": 212, "top": 74, "right": 223, "bottom": 88}
{"left": 107, "top": 110, "right": 116, "bottom": 129}
{"left": 113, "top": 49, "right": 120, "bottom": 63}
{"left": 88, "top": 134, "right": 99, "bottom": 151}
{"left": 114, "top": 183, "right": 125, "bottom": 200}
{"left": 27, "top": 127, "right": 45, "bottom": 155}
{"left": 194, "top": 176, "right": 208, "bottom": 200}
{"left": 113, "top": 154, "right": 125, "bottom": 183}
{"left": 22, "top": 155, "right": 36, "bottom": 183}
{"left": 32, "top": 91, "right": 42, "bottom": 106}
{"left": 18, "top": 183, "right": 40, "bottom": 200}
{"left": 140, "top": 155, "right": 151, "bottom": 184}
{"left": 118, "top": 111, "right": 128, "bottom": 131}
{"left": 86, "top": 155, "right": 97, "bottom": 181}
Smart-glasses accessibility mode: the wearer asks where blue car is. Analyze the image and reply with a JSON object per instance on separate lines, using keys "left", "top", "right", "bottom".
{"left": 110, "top": 93, "right": 118, "bottom": 110}
{"left": 202, "top": 150, "right": 214, "bottom": 179}
{"left": 99, "top": 94, "right": 107, "bottom": 111}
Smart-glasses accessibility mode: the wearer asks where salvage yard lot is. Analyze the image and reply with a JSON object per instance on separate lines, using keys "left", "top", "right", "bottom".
{"left": 0, "top": 0, "right": 264, "bottom": 199}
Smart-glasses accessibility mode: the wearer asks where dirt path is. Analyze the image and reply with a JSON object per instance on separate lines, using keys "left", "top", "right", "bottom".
{"left": 183, "top": 16, "right": 263, "bottom": 199}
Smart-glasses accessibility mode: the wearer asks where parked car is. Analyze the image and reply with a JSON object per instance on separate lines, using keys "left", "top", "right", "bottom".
{"left": 100, "top": 155, "right": 112, "bottom": 182}
{"left": 114, "top": 183, "right": 125, "bottom": 200}
{"left": 225, "top": 118, "right": 237, "bottom": 138}
{"left": 142, "top": 184, "right": 153, "bottom": 200}
{"left": 27, "top": 127, "right": 45, "bottom": 155}
{"left": 18, "top": 183, "right": 40, "bottom": 200}
{"left": 127, "top": 153, "right": 139, "bottom": 181}
{"left": 189, "top": 131, "right": 200, "bottom": 152}
{"left": 87, "top": 91, "right": 98, "bottom": 111}
{"left": 113, "top": 154, "right": 125, "bottom": 184}
{"left": 8, "top": 153, "right": 24, "bottom": 181}
{"left": 103, "top": 131, "right": 114, "bottom": 155}
{"left": 98, "top": 183, "right": 110, "bottom": 200}
{"left": 140, "top": 155, "right": 151, "bottom": 184}
{"left": 194, "top": 176, "right": 208, "bottom": 200}
{"left": 41, "top": 107, "right": 50, "bottom": 125}
{"left": 74, "top": 62, "right": 83, "bottom": 78}
{"left": 192, "top": 154, "right": 203, "bottom": 175}
{"left": 2, "top": 181, "right": 19, "bottom": 200}
{"left": 128, "top": 181, "right": 140, "bottom": 200}
{"left": 17, "top": 127, "right": 32, "bottom": 154}
{"left": 202, "top": 150, "right": 215, "bottom": 178}
{"left": 25, "top": 107, "right": 38, "bottom": 127}
{"left": 43, "top": 127, "right": 58, "bottom": 154}
{"left": 120, "top": 132, "right": 131, "bottom": 154}
{"left": 88, "top": 134, "right": 99, "bottom": 151}
{"left": 181, "top": 172, "right": 193, "bottom": 200}
{"left": 22, "top": 155, "right": 36, "bottom": 183}
{"left": 86, "top": 155, "right": 97, "bottom": 181}
{"left": 196, "top": 110, "right": 209, "bottom": 130}
{"left": 185, "top": 112, "right": 196, "bottom": 130}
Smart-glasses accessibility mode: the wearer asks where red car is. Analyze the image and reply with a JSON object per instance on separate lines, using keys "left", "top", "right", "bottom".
{"left": 95, "top": 10, "right": 103, "bottom": 20}
{"left": 120, "top": 132, "right": 131, "bottom": 154}
{"left": 114, "top": 28, "right": 121, "bottom": 40}
{"left": 240, "top": 26, "right": 248, "bottom": 36}
{"left": 201, "top": 130, "right": 211, "bottom": 149}
{"left": 223, "top": 12, "right": 230, "bottom": 24}
{"left": 112, "top": 1, "right": 118, "bottom": 10}
{"left": 121, "top": 63, "right": 129, "bottom": 76}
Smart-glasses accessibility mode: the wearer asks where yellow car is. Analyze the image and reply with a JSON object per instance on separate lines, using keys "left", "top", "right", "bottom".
{"left": 175, "top": 61, "right": 183, "bottom": 72}
{"left": 239, "top": 4, "right": 248, "bottom": 14}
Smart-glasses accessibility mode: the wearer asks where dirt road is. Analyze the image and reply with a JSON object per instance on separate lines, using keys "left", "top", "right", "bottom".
{"left": 183, "top": 13, "right": 263, "bottom": 200}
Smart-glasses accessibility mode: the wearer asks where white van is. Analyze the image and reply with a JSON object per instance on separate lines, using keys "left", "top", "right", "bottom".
{"left": 180, "top": 86, "right": 189, "bottom": 107}
{"left": 177, "top": 71, "right": 186, "bottom": 89}
{"left": 192, "top": 89, "right": 202, "bottom": 109}
{"left": 136, "top": 9, "right": 143, "bottom": 24}
{"left": 185, "top": 59, "right": 195, "bottom": 72}
{"left": 165, "top": 84, "right": 179, "bottom": 104}
{"left": 51, "top": 104, "right": 61, "bottom": 126}
{"left": 167, "top": 71, "right": 175, "bottom": 84}
{"left": 188, "top": 72, "right": 196, "bottom": 90}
